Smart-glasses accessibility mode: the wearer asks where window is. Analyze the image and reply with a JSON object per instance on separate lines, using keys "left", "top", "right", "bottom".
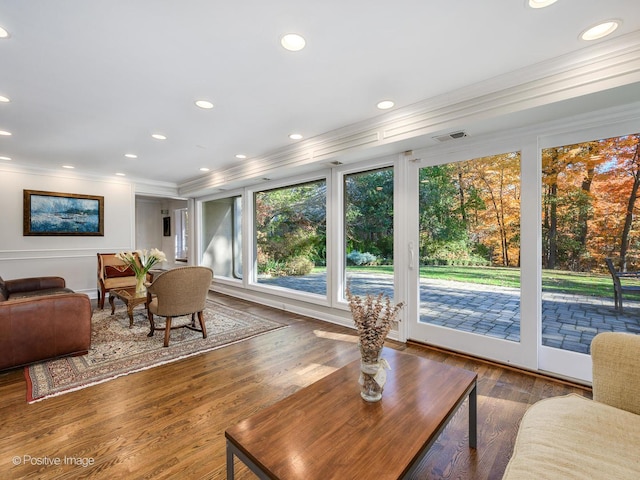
{"left": 175, "top": 208, "right": 188, "bottom": 262}
{"left": 201, "top": 196, "right": 242, "bottom": 279}
{"left": 254, "top": 180, "right": 327, "bottom": 296}
{"left": 343, "top": 167, "right": 395, "bottom": 300}
{"left": 541, "top": 133, "right": 640, "bottom": 353}
{"left": 418, "top": 152, "right": 522, "bottom": 341}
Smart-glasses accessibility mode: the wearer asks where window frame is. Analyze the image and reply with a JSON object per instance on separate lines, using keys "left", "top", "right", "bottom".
{"left": 245, "top": 171, "right": 332, "bottom": 306}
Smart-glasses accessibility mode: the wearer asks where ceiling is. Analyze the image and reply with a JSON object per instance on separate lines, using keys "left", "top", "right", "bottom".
{"left": 1, "top": 1, "right": 640, "bottom": 189}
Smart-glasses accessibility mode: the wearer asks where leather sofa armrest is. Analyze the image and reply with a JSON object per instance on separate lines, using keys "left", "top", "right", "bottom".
{"left": 0, "top": 293, "right": 91, "bottom": 370}
{"left": 5, "top": 276, "right": 67, "bottom": 294}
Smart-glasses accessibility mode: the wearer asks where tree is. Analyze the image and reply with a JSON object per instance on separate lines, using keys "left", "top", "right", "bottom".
{"left": 345, "top": 168, "right": 394, "bottom": 259}
{"left": 541, "top": 132, "right": 640, "bottom": 273}
{"left": 255, "top": 180, "right": 327, "bottom": 271}
{"left": 617, "top": 135, "right": 640, "bottom": 270}
{"left": 418, "top": 163, "right": 471, "bottom": 263}
{"left": 542, "top": 148, "right": 566, "bottom": 269}
{"left": 467, "top": 152, "right": 520, "bottom": 267}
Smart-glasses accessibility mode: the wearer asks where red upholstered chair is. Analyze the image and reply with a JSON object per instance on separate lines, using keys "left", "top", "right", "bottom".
{"left": 96, "top": 252, "right": 139, "bottom": 309}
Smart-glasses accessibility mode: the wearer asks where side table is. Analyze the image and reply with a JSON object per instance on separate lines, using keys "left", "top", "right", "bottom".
{"left": 109, "top": 287, "right": 149, "bottom": 328}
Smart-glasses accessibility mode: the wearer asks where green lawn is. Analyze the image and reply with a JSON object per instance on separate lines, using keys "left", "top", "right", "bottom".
{"left": 344, "top": 265, "right": 631, "bottom": 298}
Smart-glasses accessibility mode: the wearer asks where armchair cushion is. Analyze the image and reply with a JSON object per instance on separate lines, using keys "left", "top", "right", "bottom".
{"left": 104, "top": 265, "right": 135, "bottom": 278}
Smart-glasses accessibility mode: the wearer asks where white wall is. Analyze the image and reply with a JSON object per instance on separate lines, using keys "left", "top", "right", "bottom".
{"left": 134, "top": 196, "right": 188, "bottom": 269}
{"left": 0, "top": 167, "right": 136, "bottom": 297}
{"left": 135, "top": 198, "right": 163, "bottom": 252}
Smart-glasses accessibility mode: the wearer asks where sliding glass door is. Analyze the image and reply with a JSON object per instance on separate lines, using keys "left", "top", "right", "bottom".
{"left": 406, "top": 148, "right": 533, "bottom": 367}
{"left": 538, "top": 131, "right": 640, "bottom": 380}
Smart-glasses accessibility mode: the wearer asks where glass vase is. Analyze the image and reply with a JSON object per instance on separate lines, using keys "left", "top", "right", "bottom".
{"left": 135, "top": 273, "right": 146, "bottom": 294}
{"left": 359, "top": 346, "right": 383, "bottom": 402}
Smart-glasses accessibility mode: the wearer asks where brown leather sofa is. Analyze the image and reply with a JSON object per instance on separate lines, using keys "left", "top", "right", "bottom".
{"left": 0, "top": 275, "right": 92, "bottom": 371}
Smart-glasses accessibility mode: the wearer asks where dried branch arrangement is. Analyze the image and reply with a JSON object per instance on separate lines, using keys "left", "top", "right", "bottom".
{"left": 346, "top": 288, "right": 405, "bottom": 362}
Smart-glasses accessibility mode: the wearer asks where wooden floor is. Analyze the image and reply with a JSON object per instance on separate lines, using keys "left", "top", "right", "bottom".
{"left": 0, "top": 294, "right": 591, "bottom": 480}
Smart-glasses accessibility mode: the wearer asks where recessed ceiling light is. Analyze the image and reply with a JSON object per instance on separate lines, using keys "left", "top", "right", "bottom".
{"left": 195, "top": 100, "right": 214, "bottom": 109}
{"left": 289, "top": 133, "right": 303, "bottom": 140}
{"left": 377, "top": 100, "right": 395, "bottom": 110}
{"left": 235, "top": 154, "right": 247, "bottom": 159}
{"left": 0, "top": 95, "right": 9, "bottom": 103}
{"left": 151, "top": 133, "right": 167, "bottom": 140}
{"left": 62, "top": 165, "right": 74, "bottom": 169}
{"left": 580, "top": 20, "right": 620, "bottom": 41}
{"left": 281, "top": 33, "right": 306, "bottom": 52}
{"left": 0, "top": 130, "right": 12, "bottom": 136}
{"left": 0, "top": 26, "right": 9, "bottom": 39}
{"left": 527, "top": 0, "right": 558, "bottom": 8}
{"left": 115, "top": 172, "right": 126, "bottom": 176}
{"left": 0, "top": 156, "right": 11, "bottom": 160}
{"left": 199, "top": 167, "right": 210, "bottom": 172}
{"left": 124, "top": 153, "right": 138, "bottom": 159}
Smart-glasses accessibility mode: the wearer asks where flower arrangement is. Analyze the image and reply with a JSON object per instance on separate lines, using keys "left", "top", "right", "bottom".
{"left": 116, "top": 248, "right": 167, "bottom": 292}
{"left": 116, "top": 248, "right": 167, "bottom": 276}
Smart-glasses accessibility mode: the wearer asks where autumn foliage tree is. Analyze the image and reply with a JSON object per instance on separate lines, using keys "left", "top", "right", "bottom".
{"left": 419, "top": 152, "right": 521, "bottom": 267}
{"left": 542, "top": 133, "right": 640, "bottom": 273}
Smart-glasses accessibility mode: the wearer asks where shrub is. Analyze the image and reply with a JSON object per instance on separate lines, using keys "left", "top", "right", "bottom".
{"left": 284, "top": 256, "right": 314, "bottom": 276}
{"left": 258, "top": 258, "right": 285, "bottom": 276}
{"left": 347, "top": 251, "right": 377, "bottom": 266}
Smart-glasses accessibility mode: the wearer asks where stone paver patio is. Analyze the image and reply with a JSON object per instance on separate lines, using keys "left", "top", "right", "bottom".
{"left": 258, "top": 272, "right": 640, "bottom": 355}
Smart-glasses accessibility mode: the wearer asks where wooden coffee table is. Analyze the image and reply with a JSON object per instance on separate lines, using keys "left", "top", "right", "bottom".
{"left": 109, "top": 287, "right": 149, "bottom": 328}
{"left": 225, "top": 348, "right": 477, "bottom": 479}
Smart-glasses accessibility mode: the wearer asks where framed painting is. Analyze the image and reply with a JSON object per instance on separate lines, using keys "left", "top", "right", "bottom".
{"left": 23, "top": 190, "right": 104, "bottom": 236}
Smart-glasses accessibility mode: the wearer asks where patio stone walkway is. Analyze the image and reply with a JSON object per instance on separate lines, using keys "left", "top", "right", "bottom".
{"left": 258, "top": 272, "right": 640, "bottom": 355}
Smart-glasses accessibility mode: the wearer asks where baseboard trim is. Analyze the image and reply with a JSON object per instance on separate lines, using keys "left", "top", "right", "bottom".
{"left": 406, "top": 339, "right": 593, "bottom": 391}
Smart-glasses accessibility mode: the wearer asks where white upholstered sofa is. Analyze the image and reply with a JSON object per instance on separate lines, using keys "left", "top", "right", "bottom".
{"left": 502, "top": 332, "right": 640, "bottom": 479}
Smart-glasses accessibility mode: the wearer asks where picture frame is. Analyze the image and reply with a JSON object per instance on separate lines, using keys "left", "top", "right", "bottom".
{"left": 23, "top": 189, "right": 104, "bottom": 236}
{"left": 163, "top": 216, "right": 171, "bottom": 236}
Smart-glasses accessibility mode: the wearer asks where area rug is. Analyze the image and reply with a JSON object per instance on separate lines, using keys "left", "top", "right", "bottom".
{"left": 24, "top": 300, "right": 287, "bottom": 403}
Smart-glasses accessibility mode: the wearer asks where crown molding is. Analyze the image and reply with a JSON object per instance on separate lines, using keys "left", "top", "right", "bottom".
{"left": 0, "top": 159, "right": 180, "bottom": 197}
{"left": 179, "top": 30, "right": 640, "bottom": 197}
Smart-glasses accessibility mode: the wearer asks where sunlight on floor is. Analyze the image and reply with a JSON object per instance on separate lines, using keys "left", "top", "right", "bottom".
{"left": 312, "top": 330, "right": 358, "bottom": 343}
{"left": 295, "top": 363, "right": 338, "bottom": 379}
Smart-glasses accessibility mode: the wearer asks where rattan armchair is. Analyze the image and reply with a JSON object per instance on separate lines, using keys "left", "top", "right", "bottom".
{"left": 146, "top": 266, "right": 213, "bottom": 347}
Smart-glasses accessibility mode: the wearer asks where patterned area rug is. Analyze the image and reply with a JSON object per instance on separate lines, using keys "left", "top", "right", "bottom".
{"left": 25, "top": 300, "right": 286, "bottom": 403}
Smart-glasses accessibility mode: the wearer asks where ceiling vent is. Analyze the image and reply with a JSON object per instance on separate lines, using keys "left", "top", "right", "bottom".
{"left": 433, "top": 130, "right": 468, "bottom": 142}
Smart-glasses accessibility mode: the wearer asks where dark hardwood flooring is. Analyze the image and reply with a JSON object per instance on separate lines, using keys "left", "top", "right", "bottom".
{"left": 0, "top": 294, "right": 591, "bottom": 479}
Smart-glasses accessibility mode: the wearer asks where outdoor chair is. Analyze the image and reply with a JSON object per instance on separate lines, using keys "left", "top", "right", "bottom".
{"left": 146, "top": 266, "right": 213, "bottom": 347}
{"left": 605, "top": 258, "right": 640, "bottom": 313}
